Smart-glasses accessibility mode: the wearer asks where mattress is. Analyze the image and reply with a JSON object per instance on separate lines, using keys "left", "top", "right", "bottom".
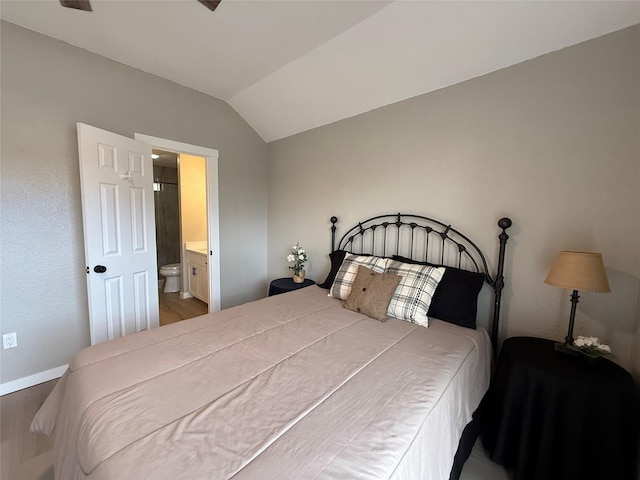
{"left": 31, "top": 286, "right": 492, "bottom": 480}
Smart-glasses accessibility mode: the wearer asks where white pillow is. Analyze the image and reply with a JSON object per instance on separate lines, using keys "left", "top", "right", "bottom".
{"left": 329, "top": 254, "right": 387, "bottom": 300}
{"left": 385, "top": 260, "right": 446, "bottom": 327}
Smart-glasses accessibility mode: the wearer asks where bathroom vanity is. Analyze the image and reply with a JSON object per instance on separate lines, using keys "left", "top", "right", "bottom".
{"left": 186, "top": 247, "right": 208, "bottom": 303}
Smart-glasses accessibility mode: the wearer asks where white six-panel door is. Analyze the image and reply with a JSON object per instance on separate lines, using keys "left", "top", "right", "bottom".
{"left": 78, "top": 123, "right": 159, "bottom": 344}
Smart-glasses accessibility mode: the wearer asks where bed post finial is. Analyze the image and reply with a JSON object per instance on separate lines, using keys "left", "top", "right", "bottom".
{"left": 498, "top": 217, "right": 512, "bottom": 231}
{"left": 491, "top": 217, "right": 512, "bottom": 354}
{"left": 330, "top": 216, "right": 338, "bottom": 253}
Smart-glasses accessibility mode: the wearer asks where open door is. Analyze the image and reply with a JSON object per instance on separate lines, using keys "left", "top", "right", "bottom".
{"left": 77, "top": 123, "right": 159, "bottom": 344}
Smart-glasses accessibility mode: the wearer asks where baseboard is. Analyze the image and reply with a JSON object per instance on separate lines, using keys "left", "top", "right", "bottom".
{"left": 0, "top": 364, "right": 67, "bottom": 396}
{"left": 179, "top": 291, "right": 193, "bottom": 300}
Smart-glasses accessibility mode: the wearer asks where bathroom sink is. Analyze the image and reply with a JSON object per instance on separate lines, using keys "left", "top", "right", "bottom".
{"left": 185, "top": 241, "right": 208, "bottom": 256}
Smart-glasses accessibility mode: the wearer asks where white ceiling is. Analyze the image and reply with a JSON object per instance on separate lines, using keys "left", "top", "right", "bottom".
{"left": 2, "top": 1, "right": 639, "bottom": 142}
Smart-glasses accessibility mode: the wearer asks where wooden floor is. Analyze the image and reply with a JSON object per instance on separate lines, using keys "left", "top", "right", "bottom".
{"left": 1, "top": 378, "right": 509, "bottom": 480}
{"left": 1, "top": 379, "right": 57, "bottom": 480}
{"left": 158, "top": 291, "right": 208, "bottom": 326}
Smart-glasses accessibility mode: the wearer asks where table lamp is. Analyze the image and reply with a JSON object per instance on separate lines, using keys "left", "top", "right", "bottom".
{"left": 544, "top": 251, "right": 610, "bottom": 346}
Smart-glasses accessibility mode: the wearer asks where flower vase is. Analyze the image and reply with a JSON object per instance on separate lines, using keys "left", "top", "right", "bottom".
{"left": 293, "top": 270, "right": 306, "bottom": 283}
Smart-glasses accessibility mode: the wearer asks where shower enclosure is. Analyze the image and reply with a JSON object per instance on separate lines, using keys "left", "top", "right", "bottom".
{"left": 153, "top": 163, "right": 180, "bottom": 273}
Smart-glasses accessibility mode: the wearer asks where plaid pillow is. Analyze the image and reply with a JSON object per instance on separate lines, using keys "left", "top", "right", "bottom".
{"left": 329, "top": 254, "right": 388, "bottom": 300}
{"left": 385, "top": 260, "right": 446, "bottom": 327}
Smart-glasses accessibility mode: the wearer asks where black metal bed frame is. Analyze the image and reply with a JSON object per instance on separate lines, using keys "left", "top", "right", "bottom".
{"left": 329, "top": 213, "right": 512, "bottom": 480}
{"left": 329, "top": 213, "right": 512, "bottom": 352}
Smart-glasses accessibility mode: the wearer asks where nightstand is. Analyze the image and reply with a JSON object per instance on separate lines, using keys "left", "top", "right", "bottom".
{"left": 268, "top": 277, "right": 316, "bottom": 296}
{"left": 481, "top": 336, "right": 638, "bottom": 480}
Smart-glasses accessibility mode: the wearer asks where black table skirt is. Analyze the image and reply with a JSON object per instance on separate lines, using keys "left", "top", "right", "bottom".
{"left": 268, "top": 277, "right": 315, "bottom": 296}
{"left": 482, "top": 336, "right": 638, "bottom": 480}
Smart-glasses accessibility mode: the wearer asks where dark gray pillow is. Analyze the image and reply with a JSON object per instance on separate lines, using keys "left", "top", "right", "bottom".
{"left": 318, "top": 250, "right": 348, "bottom": 289}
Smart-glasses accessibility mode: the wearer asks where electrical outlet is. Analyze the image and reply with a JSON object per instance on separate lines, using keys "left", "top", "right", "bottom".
{"left": 2, "top": 332, "right": 17, "bottom": 349}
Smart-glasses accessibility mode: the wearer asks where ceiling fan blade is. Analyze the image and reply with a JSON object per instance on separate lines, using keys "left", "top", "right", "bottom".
{"left": 59, "top": 0, "right": 92, "bottom": 12}
{"left": 198, "top": 0, "right": 221, "bottom": 12}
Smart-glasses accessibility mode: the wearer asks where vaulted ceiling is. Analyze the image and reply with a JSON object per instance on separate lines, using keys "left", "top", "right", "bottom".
{"left": 2, "top": 1, "right": 639, "bottom": 142}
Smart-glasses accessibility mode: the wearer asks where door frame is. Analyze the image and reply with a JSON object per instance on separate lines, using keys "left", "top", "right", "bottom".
{"left": 135, "top": 133, "right": 221, "bottom": 313}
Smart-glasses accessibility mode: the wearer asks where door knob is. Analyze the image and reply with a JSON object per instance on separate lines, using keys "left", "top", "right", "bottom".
{"left": 94, "top": 265, "right": 107, "bottom": 273}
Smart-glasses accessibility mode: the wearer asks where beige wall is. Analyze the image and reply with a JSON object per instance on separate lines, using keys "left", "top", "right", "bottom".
{"left": 179, "top": 154, "right": 208, "bottom": 244}
{"left": 0, "top": 22, "right": 268, "bottom": 385}
{"left": 267, "top": 26, "right": 640, "bottom": 381}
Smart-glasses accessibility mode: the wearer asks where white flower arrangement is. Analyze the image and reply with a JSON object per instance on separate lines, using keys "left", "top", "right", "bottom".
{"left": 287, "top": 243, "right": 308, "bottom": 275}
{"left": 570, "top": 336, "right": 612, "bottom": 357}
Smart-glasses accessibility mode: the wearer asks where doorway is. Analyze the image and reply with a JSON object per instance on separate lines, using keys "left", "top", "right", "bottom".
{"left": 136, "top": 133, "right": 221, "bottom": 318}
{"left": 152, "top": 150, "right": 209, "bottom": 325}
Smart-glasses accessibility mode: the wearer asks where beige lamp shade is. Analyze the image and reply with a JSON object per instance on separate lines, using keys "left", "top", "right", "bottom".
{"left": 544, "top": 251, "right": 611, "bottom": 292}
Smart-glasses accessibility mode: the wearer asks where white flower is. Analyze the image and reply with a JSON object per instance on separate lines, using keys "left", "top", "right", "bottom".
{"left": 572, "top": 335, "right": 612, "bottom": 356}
{"left": 287, "top": 243, "right": 308, "bottom": 273}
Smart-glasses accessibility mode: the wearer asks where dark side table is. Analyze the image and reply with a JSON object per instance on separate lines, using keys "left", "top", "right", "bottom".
{"left": 268, "top": 277, "right": 315, "bottom": 296}
{"left": 481, "top": 336, "right": 638, "bottom": 480}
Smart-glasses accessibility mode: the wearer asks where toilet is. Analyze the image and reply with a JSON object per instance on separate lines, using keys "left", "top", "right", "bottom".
{"left": 159, "top": 263, "right": 181, "bottom": 293}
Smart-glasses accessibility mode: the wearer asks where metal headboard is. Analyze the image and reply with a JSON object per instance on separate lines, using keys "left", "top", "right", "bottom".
{"left": 329, "top": 213, "right": 512, "bottom": 352}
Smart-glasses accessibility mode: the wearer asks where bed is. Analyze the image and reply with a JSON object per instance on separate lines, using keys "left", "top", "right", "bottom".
{"left": 31, "top": 213, "right": 512, "bottom": 480}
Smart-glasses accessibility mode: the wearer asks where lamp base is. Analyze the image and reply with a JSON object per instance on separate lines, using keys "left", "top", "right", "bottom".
{"left": 554, "top": 342, "right": 579, "bottom": 356}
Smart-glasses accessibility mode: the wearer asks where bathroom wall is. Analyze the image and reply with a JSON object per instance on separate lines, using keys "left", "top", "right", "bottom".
{"left": 179, "top": 154, "right": 208, "bottom": 292}
{"left": 179, "top": 154, "right": 207, "bottom": 244}
{"left": 153, "top": 165, "right": 180, "bottom": 271}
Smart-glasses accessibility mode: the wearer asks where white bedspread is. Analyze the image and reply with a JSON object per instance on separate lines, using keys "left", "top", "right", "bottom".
{"left": 31, "top": 286, "right": 491, "bottom": 480}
